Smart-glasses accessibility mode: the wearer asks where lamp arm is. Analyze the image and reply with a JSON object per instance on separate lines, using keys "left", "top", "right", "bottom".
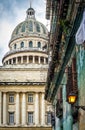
{"left": 75, "top": 105, "right": 85, "bottom": 111}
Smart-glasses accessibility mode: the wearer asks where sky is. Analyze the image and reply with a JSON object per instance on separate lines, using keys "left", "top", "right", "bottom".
{"left": 0, "top": 0, "right": 50, "bottom": 65}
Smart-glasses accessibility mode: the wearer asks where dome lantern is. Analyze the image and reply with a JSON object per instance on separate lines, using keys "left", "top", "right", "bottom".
{"left": 26, "top": 7, "right": 35, "bottom": 19}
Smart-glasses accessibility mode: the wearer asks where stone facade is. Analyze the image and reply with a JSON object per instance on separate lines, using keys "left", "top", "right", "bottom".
{"left": 0, "top": 6, "right": 52, "bottom": 130}
{"left": 0, "top": 66, "right": 48, "bottom": 82}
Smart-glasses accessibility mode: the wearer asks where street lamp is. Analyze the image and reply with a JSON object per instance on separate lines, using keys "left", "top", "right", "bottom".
{"left": 68, "top": 92, "right": 77, "bottom": 104}
{"left": 67, "top": 92, "right": 85, "bottom": 111}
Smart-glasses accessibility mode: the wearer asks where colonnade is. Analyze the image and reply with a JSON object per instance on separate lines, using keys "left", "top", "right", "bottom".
{"left": 4, "top": 56, "right": 48, "bottom": 65}
{"left": 0, "top": 92, "right": 45, "bottom": 126}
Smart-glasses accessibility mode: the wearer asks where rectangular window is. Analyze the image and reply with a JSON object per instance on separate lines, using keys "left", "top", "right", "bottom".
{"left": 9, "top": 112, "right": 14, "bottom": 124}
{"left": 47, "top": 112, "right": 51, "bottom": 124}
{"left": 28, "top": 112, "right": 33, "bottom": 124}
{"left": 9, "top": 94, "right": 14, "bottom": 103}
{"left": 28, "top": 94, "right": 33, "bottom": 103}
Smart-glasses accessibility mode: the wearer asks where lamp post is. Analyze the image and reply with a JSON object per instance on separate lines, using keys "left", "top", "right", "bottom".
{"left": 68, "top": 92, "right": 77, "bottom": 104}
{"left": 67, "top": 92, "right": 85, "bottom": 111}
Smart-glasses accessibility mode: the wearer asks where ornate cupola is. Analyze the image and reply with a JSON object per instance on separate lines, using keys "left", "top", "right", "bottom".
{"left": 26, "top": 7, "right": 35, "bottom": 19}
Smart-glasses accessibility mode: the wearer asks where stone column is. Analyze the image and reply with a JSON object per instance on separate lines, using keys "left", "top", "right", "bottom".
{"left": 16, "top": 93, "right": 20, "bottom": 125}
{"left": 11, "top": 59, "right": 13, "bottom": 64}
{"left": 39, "top": 57, "right": 40, "bottom": 64}
{"left": 35, "top": 93, "right": 39, "bottom": 125}
{"left": 21, "top": 93, "right": 26, "bottom": 125}
{"left": 44, "top": 58, "right": 46, "bottom": 64}
{"left": 0, "top": 92, "right": 2, "bottom": 125}
{"left": 27, "top": 56, "right": 29, "bottom": 64}
{"left": 41, "top": 93, "right": 45, "bottom": 125}
{"left": 33, "top": 56, "right": 35, "bottom": 64}
{"left": 3, "top": 92, "right": 7, "bottom": 125}
{"left": 21, "top": 57, "right": 23, "bottom": 64}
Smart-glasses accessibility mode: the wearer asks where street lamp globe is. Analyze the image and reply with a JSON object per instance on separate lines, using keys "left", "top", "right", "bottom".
{"left": 68, "top": 92, "right": 77, "bottom": 104}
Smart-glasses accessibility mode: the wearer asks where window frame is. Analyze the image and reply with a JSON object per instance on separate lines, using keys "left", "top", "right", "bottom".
{"left": 37, "top": 42, "right": 41, "bottom": 48}
{"left": 14, "top": 44, "right": 17, "bottom": 49}
{"left": 21, "top": 41, "right": 24, "bottom": 48}
{"left": 47, "top": 112, "right": 51, "bottom": 125}
{"left": 28, "top": 94, "right": 33, "bottom": 103}
{"left": 29, "top": 41, "right": 33, "bottom": 48}
{"left": 9, "top": 112, "right": 14, "bottom": 125}
{"left": 9, "top": 94, "right": 14, "bottom": 103}
{"left": 28, "top": 112, "right": 33, "bottom": 124}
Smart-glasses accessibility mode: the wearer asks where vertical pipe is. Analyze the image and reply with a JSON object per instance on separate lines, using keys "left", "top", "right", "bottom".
{"left": 63, "top": 85, "right": 67, "bottom": 130}
{"left": 67, "top": 103, "right": 73, "bottom": 130}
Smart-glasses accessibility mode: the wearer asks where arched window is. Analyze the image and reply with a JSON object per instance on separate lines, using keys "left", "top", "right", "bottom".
{"left": 36, "top": 23, "right": 40, "bottom": 32}
{"left": 14, "top": 44, "right": 17, "bottom": 49}
{"left": 28, "top": 21, "right": 33, "bottom": 32}
{"left": 37, "top": 42, "right": 41, "bottom": 48}
{"left": 29, "top": 41, "right": 33, "bottom": 48}
{"left": 21, "top": 42, "right": 24, "bottom": 48}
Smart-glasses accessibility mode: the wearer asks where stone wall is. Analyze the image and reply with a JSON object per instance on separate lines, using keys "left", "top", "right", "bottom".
{"left": 0, "top": 67, "right": 47, "bottom": 82}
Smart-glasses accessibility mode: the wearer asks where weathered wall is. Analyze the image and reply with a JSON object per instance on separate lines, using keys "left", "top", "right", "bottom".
{"left": 76, "top": 46, "right": 85, "bottom": 130}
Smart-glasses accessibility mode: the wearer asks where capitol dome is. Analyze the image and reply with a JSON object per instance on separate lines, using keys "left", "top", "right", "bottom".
{"left": 10, "top": 7, "right": 48, "bottom": 44}
{"left": 2, "top": 7, "right": 48, "bottom": 66}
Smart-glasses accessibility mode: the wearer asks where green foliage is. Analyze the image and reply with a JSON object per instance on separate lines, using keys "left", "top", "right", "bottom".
{"left": 60, "top": 20, "right": 72, "bottom": 35}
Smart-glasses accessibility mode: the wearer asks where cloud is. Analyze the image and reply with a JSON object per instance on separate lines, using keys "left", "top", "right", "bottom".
{"left": 0, "top": 1, "right": 26, "bottom": 65}
{"left": 0, "top": 20, "right": 13, "bottom": 64}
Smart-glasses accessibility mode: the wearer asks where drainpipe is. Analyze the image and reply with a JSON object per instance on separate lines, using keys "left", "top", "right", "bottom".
{"left": 63, "top": 85, "right": 67, "bottom": 130}
{"left": 66, "top": 103, "right": 73, "bottom": 130}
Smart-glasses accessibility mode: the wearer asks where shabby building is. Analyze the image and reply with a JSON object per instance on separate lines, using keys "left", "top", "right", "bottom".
{"left": 45, "top": 0, "right": 85, "bottom": 130}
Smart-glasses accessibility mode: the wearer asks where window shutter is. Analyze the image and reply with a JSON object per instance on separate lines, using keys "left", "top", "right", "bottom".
{"left": 72, "top": 57, "right": 78, "bottom": 93}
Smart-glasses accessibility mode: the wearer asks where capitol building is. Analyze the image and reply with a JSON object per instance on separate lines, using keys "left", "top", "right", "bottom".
{"left": 0, "top": 6, "right": 52, "bottom": 130}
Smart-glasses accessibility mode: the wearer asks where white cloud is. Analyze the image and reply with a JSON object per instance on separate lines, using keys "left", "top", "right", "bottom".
{"left": 0, "top": 6, "right": 26, "bottom": 65}
{"left": 0, "top": 21, "right": 12, "bottom": 65}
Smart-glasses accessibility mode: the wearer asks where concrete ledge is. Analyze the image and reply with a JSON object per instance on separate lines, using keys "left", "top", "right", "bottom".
{"left": 0, "top": 127, "right": 52, "bottom": 130}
